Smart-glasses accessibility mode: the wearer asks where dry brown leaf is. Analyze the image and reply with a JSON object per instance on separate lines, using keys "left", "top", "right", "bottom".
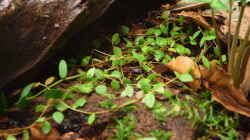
{"left": 154, "top": 56, "right": 201, "bottom": 90}
{"left": 220, "top": 6, "right": 250, "bottom": 40}
{"left": 61, "top": 132, "right": 81, "bottom": 140}
{"left": 171, "top": 2, "right": 208, "bottom": 11}
{"left": 200, "top": 61, "right": 250, "bottom": 118}
{"left": 177, "top": 11, "right": 213, "bottom": 30}
{"left": 166, "top": 56, "right": 201, "bottom": 79}
{"left": 30, "top": 124, "right": 60, "bottom": 140}
{"left": 155, "top": 56, "right": 250, "bottom": 117}
{"left": 161, "top": 4, "right": 171, "bottom": 9}
{"left": 45, "top": 77, "right": 56, "bottom": 86}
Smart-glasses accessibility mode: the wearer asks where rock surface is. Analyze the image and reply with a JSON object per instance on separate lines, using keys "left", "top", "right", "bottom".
{"left": 0, "top": 0, "right": 115, "bottom": 89}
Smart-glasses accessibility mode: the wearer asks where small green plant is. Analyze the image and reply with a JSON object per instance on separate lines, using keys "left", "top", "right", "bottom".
{"left": 190, "top": 0, "right": 250, "bottom": 88}
{"left": 112, "top": 115, "right": 137, "bottom": 140}
{"left": 2, "top": 7, "right": 243, "bottom": 139}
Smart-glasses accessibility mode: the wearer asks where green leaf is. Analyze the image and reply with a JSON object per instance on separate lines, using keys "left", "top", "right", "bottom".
{"left": 17, "top": 83, "right": 35, "bottom": 104}
{"left": 95, "top": 69, "right": 105, "bottom": 80}
{"left": 112, "top": 33, "right": 120, "bottom": 45}
{"left": 110, "top": 71, "right": 122, "bottom": 79}
{"left": 95, "top": 85, "right": 108, "bottom": 95}
{"left": 52, "top": 112, "right": 64, "bottom": 124}
{"left": 7, "top": 135, "right": 16, "bottom": 140}
{"left": 137, "top": 137, "right": 157, "bottom": 140}
{"left": 42, "top": 121, "right": 51, "bottom": 134}
{"left": 113, "top": 47, "right": 122, "bottom": 56}
{"left": 153, "top": 50, "right": 165, "bottom": 61}
{"left": 123, "top": 78, "right": 132, "bottom": 85}
{"left": 174, "top": 72, "right": 193, "bottom": 82}
{"left": 75, "top": 83, "right": 94, "bottom": 94}
{"left": 146, "top": 28, "right": 162, "bottom": 36}
{"left": 143, "top": 94, "right": 155, "bottom": 108}
{"left": 124, "top": 38, "right": 133, "bottom": 48}
{"left": 72, "top": 98, "right": 86, "bottom": 108}
{"left": 135, "top": 36, "right": 145, "bottom": 46}
{"left": 81, "top": 56, "right": 91, "bottom": 66}
{"left": 162, "top": 55, "right": 172, "bottom": 64}
{"left": 202, "top": 56, "right": 211, "bottom": 69}
{"left": 174, "top": 44, "right": 191, "bottom": 55}
{"left": 99, "top": 99, "right": 115, "bottom": 109}
{"left": 121, "top": 25, "right": 130, "bottom": 34}
{"left": 88, "top": 114, "right": 96, "bottom": 125}
{"left": 142, "top": 46, "right": 154, "bottom": 54}
{"left": 156, "top": 37, "right": 169, "bottom": 47}
{"left": 132, "top": 50, "right": 147, "bottom": 63}
{"left": 190, "top": 30, "right": 201, "bottom": 45}
{"left": 111, "top": 80, "right": 121, "bottom": 91}
{"left": 138, "top": 78, "right": 151, "bottom": 92}
{"left": 141, "top": 63, "right": 151, "bottom": 72}
{"left": 178, "top": 15, "right": 185, "bottom": 24}
{"left": 161, "top": 10, "right": 170, "bottom": 19}
{"left": 163, "top": 88, "right": 173, "bottom": 99}
{"left": 35, "top": 105, "right": 46, "bottom": 112}
{"left": 200, "top": 30, "right": 216, "bottom": 47}
{"left": 210, "top": 0, "right": 229, "bottom": 10}
{"left": 44, "top": 89, "right": 64, "bottom": 99}
{"left": 221, "top": 55, "right": 227, "bottom": 63}
{"left": 22, "top": 130, "right": 30, "bottom": 140}
{"left": 153, "top": 83, "right": 165, "bottom": 94}
{"left": 86, "top": 68, "right": 95, "bottom": 79}
{"left": 55, "top": 103, "right": 68, "bottom": 111}
{"left": 59, "top": 60, "right": 68, "bottom": 79}
{"left": 36, "top": 117, "right": 46, "bottom": 123}
{"left": 160, "top": 24, "right": 168, "bottom": 35}
{"left": 191, "top": 30, "right": 201, "bottom": 40}
{"left": 121, "top": 85, "right": 134, "bottom": 97}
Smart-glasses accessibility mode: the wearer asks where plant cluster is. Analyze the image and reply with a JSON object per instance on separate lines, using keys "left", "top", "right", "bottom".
{"left": 0, "top": 4, "right": 242, "bottom": 140}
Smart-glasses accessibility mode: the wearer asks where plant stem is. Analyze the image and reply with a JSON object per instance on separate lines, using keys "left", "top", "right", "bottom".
{"left": 211, "top": 9, "right": 221, "bottom": 49}
{"left": 233, "top": 23, "right": 250, "bottom": 87}
{"left": 229, "top": 5, "right": 246, "bottom": 74}
{"left": 227, "top": 0, "right": 233, "bottom": 49}
{"left": 27, "top": 74, "right": 83, "bottom": 100}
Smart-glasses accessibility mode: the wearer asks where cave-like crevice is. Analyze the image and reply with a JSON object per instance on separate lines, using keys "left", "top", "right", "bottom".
{"left": 3, "top": 0, "right": 170, "bottom": 93}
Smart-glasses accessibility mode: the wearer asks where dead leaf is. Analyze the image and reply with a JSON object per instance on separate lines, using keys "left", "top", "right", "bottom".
{"left": 171, "top": 1, "right": 208, "bottom": 11}
{"left": 177, "top": 11, "right": 213, "bottom": 30}
{"left": 129, "top": 24, "right": 146, "bottom": 36}
{"left": 61, "top": 132, "right": 81, "bottom": 140}
{"left": 166, "top": 56, "right": 201, "bottom": 79}
{"left": 200, "top": 61, "right": 250, "bottom": 118}
{"left": 220, "top": 5, "right": 250, "bottom": 40}
{"left": 161, "top": 4, "right": 171, "bottom": 9}
{"left": 30, "top": 123, "right": 60, "bottom": 140}
{"left": 45, "top": 77, "right": 56, "bottom": 86}
{"left": 154, "top": 56, "right": 201, "bottom": 90}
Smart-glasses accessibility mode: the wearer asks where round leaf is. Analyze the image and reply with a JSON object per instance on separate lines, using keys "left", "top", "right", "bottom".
{"left": 72, "top": 98, "right": 87, "bottom": 108}
{"left": 88, "top": 114, "right": 96, "bottom": 125}
{"left": 7, "top": 135, "right": 16, "bottom": 140}
{"left": 143, "top": 94, "right": 155, "bottom": 108}
{"left": 42, "top": 121, "right": 51, "bottom": 134}
{"left": 58, "top": 60, "right": 68, "bottom": 79}
{"left": 95, "top": 85, "right": 108, "bottom": 95}
{"left": 121, "top": 85, "right": 134, "bottom": 97}
{"left": 52, "top": 112, "right": 64, "bottom": 124}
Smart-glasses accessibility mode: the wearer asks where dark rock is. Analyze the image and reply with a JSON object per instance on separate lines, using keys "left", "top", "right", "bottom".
{"left": 0, "top": 0, "right": 115, "bottom": 89}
